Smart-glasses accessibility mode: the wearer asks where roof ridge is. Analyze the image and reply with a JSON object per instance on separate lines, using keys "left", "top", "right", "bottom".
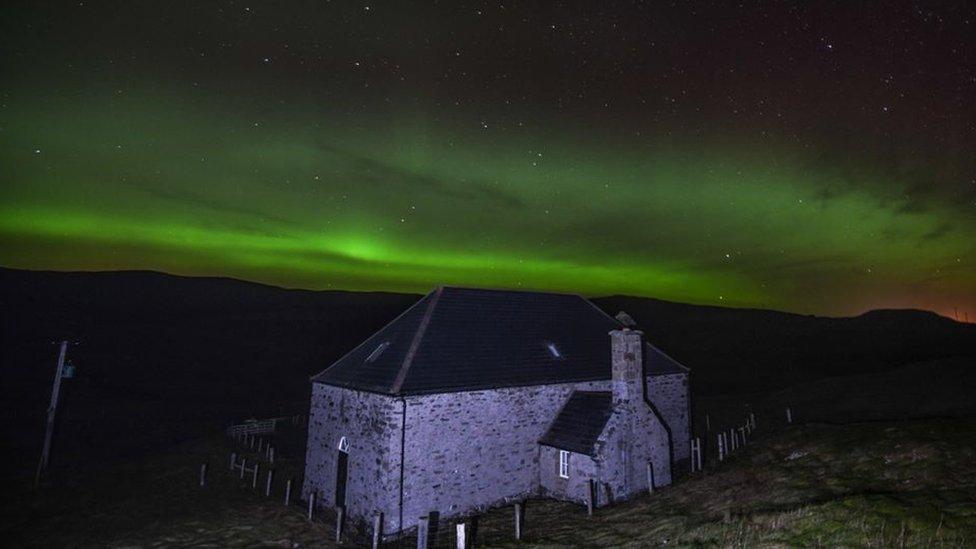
{"left": 440, "top": 285, "right": 587, "bottom": 299}
{"left": 578, "top": 294, "right": 626, "bottom": 328}
{"left": 390, "top": 286, "right": 443, "bottom": 394}
{"left": 645, "top": 341, "right": 692, "bottom": 373}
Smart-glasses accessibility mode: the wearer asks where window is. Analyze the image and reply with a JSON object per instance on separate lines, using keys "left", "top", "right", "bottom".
{"left": 366, "top": 341, "right": 390, "bottom": 363}
{"left": 338, "top": 436, "right": 349, "bottom": 453}
{"left": 546, "top": 342, "right": 562, "bottom": 359}
{"left": 559, "top": 450, "right": 570, "bottom": 479}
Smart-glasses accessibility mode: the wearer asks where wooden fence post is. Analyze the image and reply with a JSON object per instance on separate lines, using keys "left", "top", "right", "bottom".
{"left": 514, "top": 502, "right": 524, "bottom": 540}
{"left": 335, "top": 506, "right": 345, "bottom": 543}
{"left": 252, "top": 462, "right": 260, "bottom": 489}
{"left": 240, "top": 457, "right": 247, "bottom": 479}
{"left": 456, "top": 522, "right": 466, "bottom": 549}
{"left": 416, "top": 515, "right": 430, "bottom": 549}
{"left": 695, "top": 437, "right": 702, "bottom": 471}
{"left": 199, "top": 463, "right": 208, "bottom": 487}
{"left": 646, "top": 461, "right": 655, "bottom": 495}
{"left": 285, "top": 478, "right": 293, "bottom": 506}
{"left": 265, "top": 468, "right": 274, "bottom": 497}
{"left": 307, "top": 491, "right": 316, "bottom": 521}
{"left": 372, "top": 513, "right": 383, "bottom": 549}
{"left": 587, "top": 479, "right": 596, "bottom": 516}
{"left": 690, "top": 438, "right": 702, "bottom": 472}
{"left": 269, "top": 445, "right": 275, "bottom": 463}
{"left": 229, "top": 452, "right": 237, "bottom": 471}
{"left": 717, "top": 433, "right": 725, "bottom": 461}
{"left": 705, "top": 413, "right": 711, "bottom": 431}
{"left": 739, "top": 426, "right": 747, "bottom": 445}
{"left": 786, "top": 406, "right": 793, "bottom": 424}
{"left": 750, "top": 412, "right": 756, "bottom": 430}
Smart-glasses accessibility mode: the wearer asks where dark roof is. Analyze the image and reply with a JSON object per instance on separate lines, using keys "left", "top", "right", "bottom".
{"left": 645, "top": 342, "right": 690, "bottom": 375}
{"left": 538, "top": 391, "right": 614, "bottom": 455}
{"left": 311, "top": 286, "right": 688, "bottom": 395}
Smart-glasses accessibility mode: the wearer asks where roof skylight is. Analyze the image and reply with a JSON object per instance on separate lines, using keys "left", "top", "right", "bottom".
{"left": 546, "top": 342, "right": 562, "bottom": 359}
{"left": 366, "top": 341, "right": 390, "bottom": 363}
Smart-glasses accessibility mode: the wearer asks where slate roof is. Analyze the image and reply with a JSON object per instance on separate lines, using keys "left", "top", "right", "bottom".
{"left": 538, "top": 391, "right": 614, "bottom": 455}
{"left": 311, "top": 286, "right": 688, "bottom": 395}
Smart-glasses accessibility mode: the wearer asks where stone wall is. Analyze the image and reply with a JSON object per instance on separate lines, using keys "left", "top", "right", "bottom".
{"left": 399, "top": 380, "right": 606, "bottom": 529}
{"left": 594, "top": 402, "right": 672, "bottom": 502}
{"left": 538, "top": 444, "right": 598, "bottom": 504}
{"left": 302, "top": 384, "right": 404, "bottom": 532}
{"left": 304, "top": 369, "right": 689, "bottom": 535}
{"left": 646, "top": 372, "right": 691, "bottom": 462}
{"left": 599, "top": 329, "right": 674, "bottom": 500}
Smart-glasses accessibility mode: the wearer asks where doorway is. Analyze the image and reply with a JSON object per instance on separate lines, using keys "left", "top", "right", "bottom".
{"left": 335, "top": 449, "right": 348, "bottom": 507}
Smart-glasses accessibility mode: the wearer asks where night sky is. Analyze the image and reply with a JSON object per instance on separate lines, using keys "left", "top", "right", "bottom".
{"left": 1, "top": 2, "right": 974, "bottom": 318}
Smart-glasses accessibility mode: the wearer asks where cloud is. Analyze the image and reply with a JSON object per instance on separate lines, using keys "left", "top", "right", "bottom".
{"left": 921, "top": 220, "right": 956, "bottom": 241}
{"left": 316, "top": 144, "right": 526, "bottom": 209}
{"left": 134, "top": 185, "right": 302, "bottom": 232}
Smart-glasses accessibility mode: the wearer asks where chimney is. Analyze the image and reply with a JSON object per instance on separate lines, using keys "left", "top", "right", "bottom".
{"left": 614, "top": 310, "right": 637, "bottom": 328}
{"left": 610, "top": 328, "right": 644, "bottom": 407}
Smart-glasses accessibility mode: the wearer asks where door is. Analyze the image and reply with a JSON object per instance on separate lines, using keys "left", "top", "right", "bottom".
{"left": 335, "top": 450, "right": 348, "bottom": 508}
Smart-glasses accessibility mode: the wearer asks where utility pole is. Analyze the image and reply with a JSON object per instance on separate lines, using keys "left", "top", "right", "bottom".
{"left": 35, "top": 340, "right": 68, "bottom": 489}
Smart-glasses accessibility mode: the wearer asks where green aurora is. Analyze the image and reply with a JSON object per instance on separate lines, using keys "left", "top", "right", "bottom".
{"left": 1, "top": 86, "right": 973, "bottom": 317}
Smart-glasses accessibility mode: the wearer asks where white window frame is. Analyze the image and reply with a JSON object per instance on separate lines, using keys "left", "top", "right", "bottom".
{"left": 558, "top": 450, "right": 570, "bottom": 479}
{"left": 338, "top": 436, "right": 349, "bottom": 453}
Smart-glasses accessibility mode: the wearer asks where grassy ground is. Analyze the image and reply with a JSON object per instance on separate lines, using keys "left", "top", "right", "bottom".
{"left": 4, "top": 418, "right": 976, "bottom": 547}
{"left": 2, "top": 423, "right": 342, "bottom": 548}
{"left": 480, "top": 418, "right": 976, "bottom": 547}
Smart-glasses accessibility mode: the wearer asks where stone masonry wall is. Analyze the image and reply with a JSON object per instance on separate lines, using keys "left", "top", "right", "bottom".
{"left": 304, "top": 370, "right": 689, "bottom": 535}
{"left": 646, "top": 372, "right": 691, "bottom": 462}
{"left": 399, "top": 380, "right": 606, "bottom": 530}
{"left": 593, "top": 403, "right": 672, "bottom": 503}
{"left": 599, "top": 329, "right": 674, "bottom": 500}
{"left": 302, "top": 384, "right": 404, "bottom": 532}
{"left": 538, "top": 445, "right": 598, "bottom": 504}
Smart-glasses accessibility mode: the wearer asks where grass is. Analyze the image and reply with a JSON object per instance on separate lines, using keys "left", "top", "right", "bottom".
{"left": 477, "top": 418, "right": 976, "bottom": 547}
{"left": 3, "top": 419, "right": 976, "bottom": 547}
{"left": 2, "top": 423, "right": 341, "bottom": 548}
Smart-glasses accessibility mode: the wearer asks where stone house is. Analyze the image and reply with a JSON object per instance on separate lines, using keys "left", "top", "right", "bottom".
{"left": 302, "top": 287, "right": 691, "bottom": 536}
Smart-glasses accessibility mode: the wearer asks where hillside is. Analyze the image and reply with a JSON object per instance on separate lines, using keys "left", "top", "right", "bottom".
{"left": 593, "top": 295, "right": 976, "bottom": 395}
{"left": 0, "top": 268, "right": 418, "bottom": 472}
{"left": 506, "top": 418, "right": 976, "bottom": 547}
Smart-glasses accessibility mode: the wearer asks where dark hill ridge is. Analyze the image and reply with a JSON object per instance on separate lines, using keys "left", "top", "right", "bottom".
{"left": 0, "top": 268, "right": 419, "bottom": 471}
{"left": 592, "top": 294, "right": 975, "bottom": 395}
{"left": 1, "top": 268, "right": 973, "bottom": 472}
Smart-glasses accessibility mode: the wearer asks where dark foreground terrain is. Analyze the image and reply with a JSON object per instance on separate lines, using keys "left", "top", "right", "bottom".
{"left": 3, "top": 417, "right": 975, "bottom": 547}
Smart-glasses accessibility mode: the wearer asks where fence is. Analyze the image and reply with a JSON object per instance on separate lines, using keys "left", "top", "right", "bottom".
{"left": 205, "top": 404, "right": 801, "bottom": 547}
{"left": 225, "top": 414, "right": 307, "bottom": 437}
{"left": 378, "top": 505, "right": 526, "bottom": 548}
{"left": 692, "top": 400, "right": 800, "bottom": 471}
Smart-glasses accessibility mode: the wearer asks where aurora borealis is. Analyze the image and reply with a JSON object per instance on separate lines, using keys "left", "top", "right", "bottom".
{"left": 1, "top": 2, "right": 974, "bottom": 318}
